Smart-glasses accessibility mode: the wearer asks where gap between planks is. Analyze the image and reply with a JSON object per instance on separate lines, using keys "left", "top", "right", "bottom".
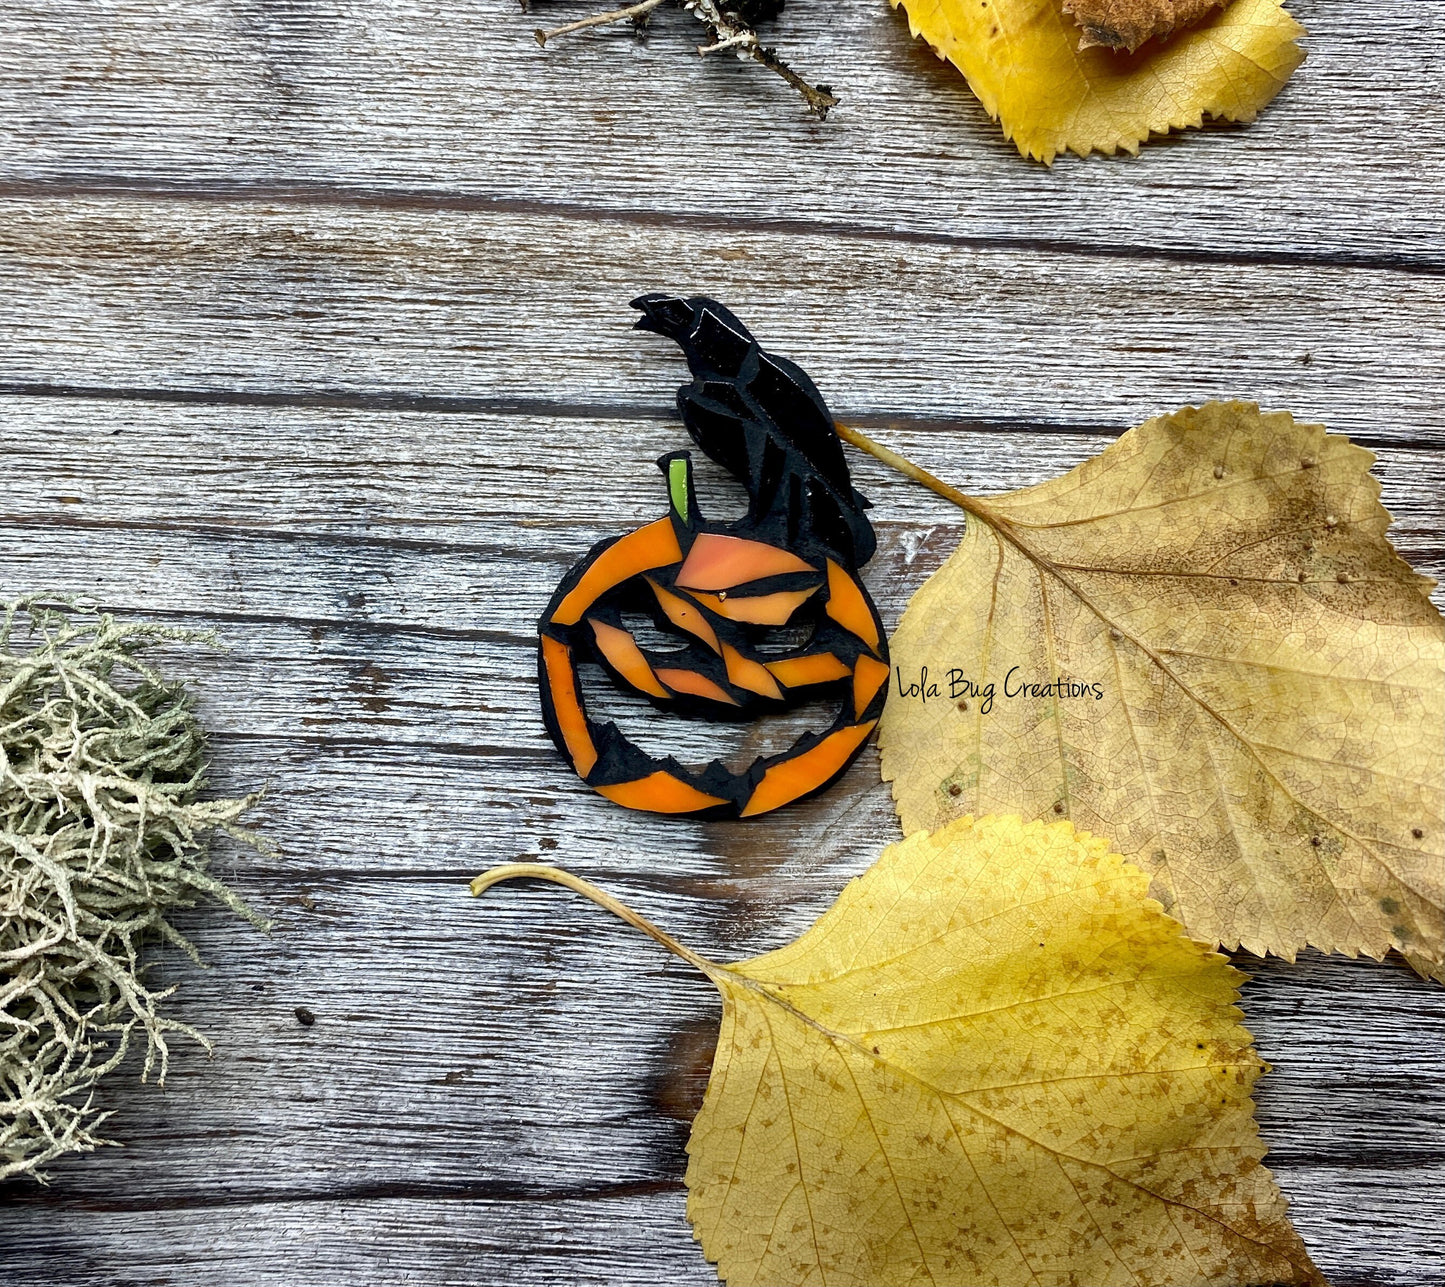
{"left": 1, "top": 178, "right": 1442, "bottom": 280}
{"left": 5, "top": 381, "right": 1445, "bottom": 453}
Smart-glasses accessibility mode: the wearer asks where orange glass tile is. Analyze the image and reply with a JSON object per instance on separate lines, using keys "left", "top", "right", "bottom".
{"left": 647, "top": 578, "right": 721, "bottom": 653}
{"left": 852, "top": 654, "right": 890, "bottom": 719}
{"left": 596, "top": 771, "right": 729, "bottom": 814}
{"left": 687, "top": 585, "right": 820, "bottom": 625}
{"left": 765, "top": 653, "right": 852, "bottom": 688}
{"left": 825, "top": 559, "right": 880, "bottom": 653}
{"left": 740, "top": 720, "right": 876, "bottom": 817}
{"left": 655, "top": 668, "right": 739, "bottom": 706}
{"left": 551, "top": 518, "right": 683, "bottom": 627}
{"left": 541, "top": 635, "right": 597, "bottom": 778}
{"left": 589, "top": 618, "right": 669, "bottom": 700}
{"left": 721, "top": 643, "right": 784, "bottom": 701}
{"left": 675, "top": 533, "right": 815, "bottom": 591}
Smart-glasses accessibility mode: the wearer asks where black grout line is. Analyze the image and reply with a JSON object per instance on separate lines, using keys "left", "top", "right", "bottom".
{"left": 2, "top": 177, "right": 1443, "bottom": 278}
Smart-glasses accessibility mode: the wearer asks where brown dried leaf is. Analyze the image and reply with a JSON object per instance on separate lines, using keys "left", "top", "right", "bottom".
{"left": 1064, "top": 0, "right": 1226, "bottom": 51}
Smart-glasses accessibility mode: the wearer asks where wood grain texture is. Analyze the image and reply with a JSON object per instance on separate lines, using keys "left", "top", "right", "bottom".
{"left": 0, "top": 1, "right": 1442, "bottom": 264}
{"left": 1, "top": 1, "right": 1443, "bottom": 1283}
{"left": 2, "top": 197, "right": 1445, "bottom": 443}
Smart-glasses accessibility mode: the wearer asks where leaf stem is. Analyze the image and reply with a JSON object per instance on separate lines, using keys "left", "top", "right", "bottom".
{"left": 471, "top": 863, "right": 720, "bottom": 977}
{"left": 834, "top": 421, "right": 1007, "bottom": 528}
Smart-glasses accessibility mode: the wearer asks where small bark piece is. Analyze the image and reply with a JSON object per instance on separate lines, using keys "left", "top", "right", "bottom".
{"left": 1063, "top": 0, "right": 1225, "bottom": 51}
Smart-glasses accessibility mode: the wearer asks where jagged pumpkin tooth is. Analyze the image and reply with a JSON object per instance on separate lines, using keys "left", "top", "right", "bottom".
{"left": 596, "top": 771, "right": 729, "bottom": 813}
{"left": 741, "top": 720, "right": 877, "bottom": 817}
{"left": 655, "top": 668, "right": 740, "bottom": 706}
{"left": 540, "top": 636, "right": 597, "bottom": 778}
{"left": 852, "top": 654, "right": 891, "bottom": 719}
{"left": 590, "top": 618, "right": 670, "bottom": 700}
{"left": 825, "top": 559, "right": 881, "bottom": 654}
{"left": 765, "top": 653, "right": 853, "bottom": 689}
{"left": 722, "top": 643, "right": 785, "bottom": 701}
{"left": 676, "top": 533, "right": 815, "bottom": 591}
{"left": 648, "top": 578, "right": 721, "bottom": 653}
{"left": 552, "top": 518, "right": 683, "bottom": 627}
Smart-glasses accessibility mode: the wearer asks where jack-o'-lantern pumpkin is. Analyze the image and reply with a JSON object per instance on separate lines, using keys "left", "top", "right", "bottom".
{"left": 538, "top": 294, "right": 889, "bottom": 819}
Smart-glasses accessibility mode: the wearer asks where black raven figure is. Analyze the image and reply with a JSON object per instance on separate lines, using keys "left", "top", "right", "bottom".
{"left": 631, "top": 293, "right": 877, "bottom": 568}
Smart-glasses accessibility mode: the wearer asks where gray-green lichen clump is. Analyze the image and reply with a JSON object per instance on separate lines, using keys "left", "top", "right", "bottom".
{"left": 1, "top": 600, "right": 268, "bottom": 1182}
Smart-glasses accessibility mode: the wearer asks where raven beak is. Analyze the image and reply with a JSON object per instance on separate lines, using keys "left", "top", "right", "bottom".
{"left": 630, "top": 292, "right": 694, "bottom": 336}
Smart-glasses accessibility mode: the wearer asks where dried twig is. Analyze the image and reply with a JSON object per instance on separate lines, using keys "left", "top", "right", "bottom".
{"left": 531, "top": 0, "right": 837, "bottom": 119}
{"left": 536, "top": 0, "right": 668, "bottom": 46}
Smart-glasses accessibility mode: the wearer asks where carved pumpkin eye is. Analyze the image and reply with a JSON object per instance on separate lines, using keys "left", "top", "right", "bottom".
{"left": 537, "top": 296, "right": 889, "bottom": 819}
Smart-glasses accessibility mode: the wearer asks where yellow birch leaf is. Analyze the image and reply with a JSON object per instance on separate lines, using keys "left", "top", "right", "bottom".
{"left": 473, "top": 815, "right": 1323, "bottom": 1287}
{"left": 869, "top": 402, "right": 1445, "bottom": 983}
{"left": 891, "top": 0, "right": 1305, "bottom": 162}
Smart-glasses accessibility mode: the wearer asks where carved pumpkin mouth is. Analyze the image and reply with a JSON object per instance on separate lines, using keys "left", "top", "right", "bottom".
{"left": 536, "top": 296, "right": 890, "bottom": 819}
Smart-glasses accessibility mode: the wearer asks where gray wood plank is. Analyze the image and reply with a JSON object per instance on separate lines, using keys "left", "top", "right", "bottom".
{"left": 2, "top": 1172, "right": 1443, "bottom": 1287}
{"left": 3, "top": 398, "right": 1440, "bottom": 605}
{"left": 4, "top": 399, "right": 1440, "bottom": 542}
{"left": 1, "top": 1, "right": 1442, "bottom": 264}
{"left": 0, "top": 1191, "right": 720, "bottom": 1287}
{"left": 2, "top": 200, "right": 1444, "bottom": 443}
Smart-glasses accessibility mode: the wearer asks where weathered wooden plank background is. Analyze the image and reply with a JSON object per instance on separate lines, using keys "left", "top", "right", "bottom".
{"left": 1, "top": 1, "right": 1442, "bottom": 1284}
